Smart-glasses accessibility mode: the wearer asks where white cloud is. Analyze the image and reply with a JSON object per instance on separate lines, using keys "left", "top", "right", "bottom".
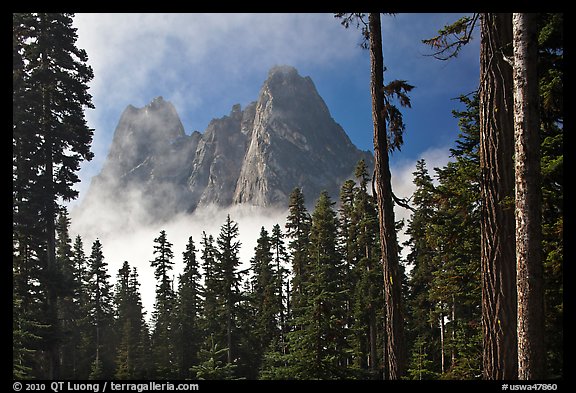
{"left": 70, "top": 201, "right": 289, "bottom": 321}
{"left": 73, "top": 13, "right": 361, "bottom": 110}
{"left": 392, "top": 145, "right": 451, "bottom": 199}
{"left": 391, "top": 145, "right": 453, "bottom": 260}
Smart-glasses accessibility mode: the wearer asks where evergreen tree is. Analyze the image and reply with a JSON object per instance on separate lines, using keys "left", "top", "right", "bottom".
{"left": 438, "top": 96, "right": 482, "bottom": 380}
{"left": 350, "top": 159, "right": 383, "bottom": 377}
{"left": 215, "top": 215, "right": 243, "bottom": 368}
{"left": 176, "top": 236, "right": 204, "bottom": 379}
{"left": 339, "top": 179, "right": 359, "bottom": 271}
{"left": 72, "top": 235, "right": 89, "bottom": 297}
{"left": 149, "top": 230, "right": 177, "bottom": 379}
{"left": 13, "top": 15, "right": 45, "bottom": 371}
{"left": 337, "top": 179, "right": 363, "bottom": 372}
{"left": 248, "top": 227, "right": 280, "bottom": 376}
{"left": 336, "top": 13, "right": 411, "bottom": 378}
{"left": 405, "top": 95, "right": 483, "bottom": 380}
{"left": 288, "top": 191, "right": 350, "bottom": 379}
{"left": 114, "top": 262, "right": 150, "bottom": 379}
{"left": 406, "top": 335, "right": 440, "bottom": 380}
{"left": 86, "top": 239, "right": 115, "bottom": 379}
{"left": 132, "top": 268, "right": 153, "bottom": 378}
{"left": 428, "top": 160, "right": 482, "bottom": 379}
{"left": 55, "top": 209, "right": 84, "bottom": 379}
{"left": 70, "top": 235, "right": 93, "bottom": 378}
{"left": 478, "top": 13, "right": 518, "bottom": 379}
{"left": 191, "top": 335, "right": 237, "bottom": 380}
{"left": 12, "top": 12, "right": 94, "bottom": 378}
{"left": 270, "top": 224, "right": 290, "bottom": 351}
{"left": 405, "top": 160, "right": 440, "bottom": 378}
{"left": 422, "top": 13, "right": 517, "bottom": 379}
{"left": 513, "top": 12, "right": 546, "bottom": 380}
{"left": 538, "top": 13, "right": 563, "bottom": 378}
{"left": 200, "top": 231, "right": 220, "bottom": 347}
{"left": 285, "top": 188, "right": 311, "bottom": 322}
{"left": 258, "top": 224, "right": 291, "bottom": 379}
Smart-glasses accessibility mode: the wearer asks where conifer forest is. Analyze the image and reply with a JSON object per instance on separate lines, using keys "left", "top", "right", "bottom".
{"left": 13, "top": 13, "right": 563, "bottom": 381}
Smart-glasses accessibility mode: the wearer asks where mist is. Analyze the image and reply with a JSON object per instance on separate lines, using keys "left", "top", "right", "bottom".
{"left": 70, "top": 198, "right": 289, "bottom": 321}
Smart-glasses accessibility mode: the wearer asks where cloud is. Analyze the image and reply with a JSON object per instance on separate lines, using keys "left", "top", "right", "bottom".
{"left": 70, "top": 198, "right": 289, "bottom": 321}
{"left": 73, "top": 13, "right": 361, "bottom": 112}
{"left": 390, "top": 145, "right": 453, "bottom": 259}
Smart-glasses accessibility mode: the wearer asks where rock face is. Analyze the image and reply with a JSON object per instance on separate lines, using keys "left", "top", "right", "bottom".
{"left": 234, "top": 65, "right": 371, "bottom": 207}
{"left": 79, "top": 66, "right": 372, "bottom": 224}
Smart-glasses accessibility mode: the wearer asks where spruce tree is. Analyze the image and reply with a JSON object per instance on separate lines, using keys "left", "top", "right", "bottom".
{"left": 13, "top": 13, "right": 94, "bottom": 378}
{"left": 428, "top": 159, "right": 482, "bottom": 379}
{"left": 176, "top": 236, "right": 204, "bottom": 379}
{"left": 336, "top": 13, "right": 413, "bottom": 378}
{"left": 150, "top": 230, "right": 177, "bottom": 378}
{"left": 248, "top": 227, "right": 280, "bottom": 375}
{"left": 259, "top": 224, "right": 291, "bottom": 379}
{"left": 338, "top": 178, "right": 361, "bottom": 371}
{"left": 538, "top": 13, "right": 563, "bottom": 378}
{"left": 405, "top": 159, "right": 441, "bottom": 378}
{"left": 86, "top": 239, "right": 115, "bottom": 379}
{"left": 357, "top": 160, "right": 385, "bottom": 377}
{"left": 191, "top": 335, "right": 237, "bottom": 380}
{"left": 345, "top": 160, "right": 383, "bottom": 377}
{"left": 289, "top": 191, "right": 349, "bottom": 379}
{"left": 70, "top": 235, "right": 93, "bottom": 378}
{"left": 200, "top": 231, "right": 220, "bottom": 345}
{"left": 55, "top": 208, "right": 84, "bottom": 379}
{"left": 215, "top": 215, "right": 243, "bottom": 368}
{"left": 270, "top": 224, "right": 290, "bottom": 348}
{"left": 405, "top": 95, "right": 482, "bottom": 379}
{"left": 114, "top": 262, "right": 150, "bottom": 379}
{"left": 285, "top": 187, "right": 311, "bottom": 322}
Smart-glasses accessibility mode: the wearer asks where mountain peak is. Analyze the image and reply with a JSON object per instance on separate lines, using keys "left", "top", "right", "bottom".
{"left": 96, "top": 96, "right": 186, "bottom": 181}
{"left": 267, "top": 64, "right": 298, "bottom": 78}
{"left": 146, "top": 95, "right": 167, "bottom": 109}
{"left": 78, "top": 66, "right": 372, "bottom": 230}
{"left": 233, "top": 65, "right": 371, "bottom": 207}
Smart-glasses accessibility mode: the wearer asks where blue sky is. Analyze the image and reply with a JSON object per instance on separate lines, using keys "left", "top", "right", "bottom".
{"left": 72, "top": 13, "right": 480, "bottom": 205}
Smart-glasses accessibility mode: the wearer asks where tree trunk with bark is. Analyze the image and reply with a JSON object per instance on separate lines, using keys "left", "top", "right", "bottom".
{"left": 512, "top": 12, "right": 545, "bottom": 380}
{"left": 368, "top": 12, "right": 406, "bottom": 380}
{"left": 479, "top": 12, "right": 518, "bottom": 380}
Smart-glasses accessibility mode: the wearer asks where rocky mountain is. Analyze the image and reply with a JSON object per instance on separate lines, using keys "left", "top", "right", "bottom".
{"left": 78, "top": 65, "right": 372, "bottom": 225}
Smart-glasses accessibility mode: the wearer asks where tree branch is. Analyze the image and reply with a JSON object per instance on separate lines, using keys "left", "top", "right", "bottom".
{"left": 422, "top": 14, "right": 480, "bottom": 61}
{"left": 372, "top": 169, "right": 415, "bottom": 212}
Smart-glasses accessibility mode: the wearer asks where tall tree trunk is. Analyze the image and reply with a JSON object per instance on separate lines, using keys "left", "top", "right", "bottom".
{"left": 512, "top": 12, "right": 544, "bottom": 380}
{"left": 227, "top": 303, "right": 232, "bottom": 364}
{"left": 440, "top": 313, "right": 445, "bottom": 374}
{"left": 479, "top": 13, "right": 518, "bottom": 380}
{"left": 369, "top": 305, "right": 378, "bottom": 374}
{"left": 40, "top": 19, "right": 60, "bottom": 376}
{"left": 368, "top": 12, "right": 406, "bottom": 380}
{"left": 451, "top": 297, "right": 456, "bottom": 367}
{"left": 45, "top": 142, "right": 60, "bottom": 379}
{"left": 366, "top": 228, "right": 378, "bottom": 374}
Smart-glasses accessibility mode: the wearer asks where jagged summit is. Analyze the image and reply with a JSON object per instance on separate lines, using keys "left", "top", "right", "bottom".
{"left": 268, "top": 64, "right": 299, "bottom": 76}
{"left": 233, "top": 66, "right": 367, "bottom": 206}
{"left": 76, "top": 66, "right": 372, "bottom": 228}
